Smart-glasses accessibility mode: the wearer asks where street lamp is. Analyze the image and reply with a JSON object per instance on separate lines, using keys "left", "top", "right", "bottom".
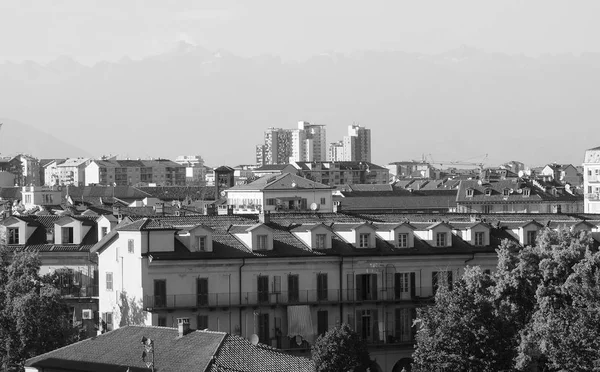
{"left": 141, "top": 336, "right": 155, "bottom": 372}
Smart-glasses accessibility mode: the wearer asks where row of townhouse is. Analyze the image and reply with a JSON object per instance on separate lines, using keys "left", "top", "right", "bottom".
{"left": 90, "top": 211, "right": 600, "bottom": 372}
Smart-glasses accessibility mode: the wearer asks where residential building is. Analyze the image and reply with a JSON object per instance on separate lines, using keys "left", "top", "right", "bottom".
{"left": 25, "top": 325, "right": 314, "bottom": 372}
{"left": 541, "top": 163, "right": 581, "bottom": 186}
{"left": 0, "top": 156, "right": 22, "bottom": 186}
{"left": 327, "top": 141, "right": 344, "bottom": 162}
{"left": 456, "top": 178, "right": 583, "bottom": 214}
{"left": 21, "top": 186, "right": 63, "bottom": 210}
{"left": 290, "top": 121, "right": 327, "bottom": 163}
{"left": 40, "top": 158, "right": 65, "bottom": 186}
{"left": 57, "top": 158, "right": 91, "bottom": 186}
{"left": 387, "top": 161, "right": 435, "bottom": 179}
{"left": 0, "top": 214, "right": 105, "bottom": 338}
{"left": 253, "top": 164, "right": 299, "bottom": 178}
{"left": 294, "top": 161, "right": 389, "bottom": 186}
{"left": 85, "top": 159, "right": 186, "bottom": 186}
{"left": 16, "top": 154, "right": 40, "bottom": 186}
{"left": 90, "top": 211, "right": 599, "bottom": 372}
{"left": 345, "top": 124, "right": 371, "bottom": 162}
{"left": 584, "top": 146, "right": 600, "bottom": 213}
{"left": 175, "top": 155, "right": 207, "bottom": 186}
{"left": 225, "top": 173, "right": 333, "bottom": 213}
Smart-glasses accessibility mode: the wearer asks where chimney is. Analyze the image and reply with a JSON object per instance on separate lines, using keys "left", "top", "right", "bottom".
{"left": 178, "top": 317, "right": 191, "bottom": 336}
{"left": 155, "top": 203, "right": 164, "bottom": 216}
{"left": 112, "top": 205, "right": 120, "bottom": 216}
{"left": 259, "top": 211, "right": 271, "bottom": 224}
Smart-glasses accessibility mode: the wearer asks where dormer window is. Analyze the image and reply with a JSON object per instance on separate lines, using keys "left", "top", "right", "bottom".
{"left": 466, "top": 188, "right": 474, "bottom": 197}
{"left": 256, "top": 235, "right": 268, "bottom": 250}
{"left": 197, "top": 236, "right": 207, "bottom": 252}
{"left": 398, "top": 233, "right": 408, "bottom": 248}
{"left": 503, "top": 189, "right": 510, "bottom": 196}
{"left": 315, "top": 234, "right": 327, "bottom": 249}
{"left": 436, "top": 232, "right": 447, "bottom": 247}
{"left": 61, "top": 227, "right": 74, "bottom": 244}
{"left": 484, "top": 188, "right": 492, "bottom": 196}
{"left": 359, "top": 233, "right": 370, "bottom": 248}
{"left": 7, "top": 228, "right": 19, "bottom": 244}
{"left": 523, "top": 188, "right": 530, "bottom": 197}
{"left": 474, "top": 232, "right": 485, "bottom": 246}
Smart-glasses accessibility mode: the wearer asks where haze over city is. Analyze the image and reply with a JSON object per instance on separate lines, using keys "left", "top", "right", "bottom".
{"left": 1, "top": 0, "right": 599, "bottom": 167}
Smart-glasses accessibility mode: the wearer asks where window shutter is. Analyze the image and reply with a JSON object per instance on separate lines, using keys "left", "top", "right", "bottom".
{"left": 394, "top": 273, "right": 401, "bottom": 299}
{"left": 448, "top": 271, "right": 453, "bottom": 291}
{"left": 356, "top": 310, "right": 363, "bottom": 337}
{"left": 432, "top": 271, "right": 438, "bottom": 294}
{"left": 371, "top": 274, "right": 378, "bottom": 301}
{"left": 411, "top": 307, "right": 418, "bottom": 340}
{"left": 346, "top": 273, "right": 354, "bottom": 301}
{"left": 372, "top": 310, "right": 379, "bottom": 342}
{"left": 356, "top": 275, "right": 363, "bottom": 301}
{"left": 410, "top": 272, "right": 416, "bottom": 298}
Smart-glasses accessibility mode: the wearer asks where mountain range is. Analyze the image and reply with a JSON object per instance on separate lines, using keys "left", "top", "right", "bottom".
{"left": 1, "top": 43, "right": 599, "bottom": 167}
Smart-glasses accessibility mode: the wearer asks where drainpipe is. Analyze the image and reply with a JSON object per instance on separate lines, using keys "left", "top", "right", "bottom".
{"left": 339, "top": 255, "right": 344, "bottom": 326}
{"left": 238, "top": 258, "right": 246, "bottom": 336}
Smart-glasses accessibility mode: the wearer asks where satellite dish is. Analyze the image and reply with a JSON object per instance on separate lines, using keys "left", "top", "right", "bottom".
{"left": 220, "top": 190, "right": 226, "bottom": 197}
{"left": 310, "top": 202, "right": 318, "bottom": 211}
{"left": 250, "top": 334, "right": 259, "bottom": 345}
{"left": 295, "top": 335, "right": 303, "bottom": 345}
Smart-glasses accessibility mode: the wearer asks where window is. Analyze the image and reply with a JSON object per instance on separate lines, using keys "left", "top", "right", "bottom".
{"left": 357, "top": 309, "right": 379, "bottom": 342}
{"left": 527, "top": 230, "right": 537, "bottom": 246}
{"left": 359, "top": 233, "right": 370, "bottom": 248}
{"left": 61, "top": 227, "right": 74, "bottom": 244}
{"left": 105, "top": 272, "right": 113, "bottom": 291}
{"left": 503, "top": 189, "right": 510, "bottom": 196}
{"left": 394, "top": 273, "right": 411, "bottom": 299}
{"left": 288, "top": 274, "right": 299, "bottom": 303}
{"left": 482, "top": 205, "right": 493, "bottom": 213}
{"left": 197, "top": 236, "right": 207, "bottom": 252}
{"left": 317, "top": 273, "right": 328, "bottom": 301}
{"left": 523, "top": 188, "right": 530, "bottom": 197}
{"left": 7, "top": 228, "right": 19, "bottom": 244}
{"left": 317, "top": 310, "right": 328, "bottom": 336}
{"left": 258, "top": 314, "right": 269, "bottom": 344}
{"left": 266, "top": 198, "right": 276, "bottom": 206}
{"left": 157, "top": 316, "right": 167, "bottom": 327}
{"left": 258, "top": 275, "right": 269, "bottom": 303}
{"left": 484, "top": 188, "right": 492, "bottom": 196}
{"left": 395, "top": 308, "right": 414, "bottom": 342}
{"left": 256, "top": 235, "right": 268, "bottom": 250}
{"left": 589, "top": 186, "right": 593, "bottom": 194}
{"left": 397, "top": 233, "right": 408, "bottom": 248}
{"left": 435, "top": 232, "right": 446, "bottom": 247}
{"left": 432, "top": 271, "right": 453, "bottom": 294}
{"left": 197, "top": 278, "right": 208, "bottom": 306}
{"left": 197, "top": 315, "right": 209, "bottom": 330}
{"left": 589, "top": 170, "right": 593, "bottom": 176}
{"left": 102, "top": 312, "right": 113, "bottom": 332}
{"left": 474, "top": 232, "right": 485, "bottom": 246}
{"left": 154, "top": 279, "right": 167, "bottom": 307}
{"left": 272, "top": 275, "right": 281, "bottom": 294}
{"left": 101, "top": 227, "right": 108, "bottom": 237}
{"left": 320, "top": 197, "right": 326, "bottom": 205}
{"left": 315, "top": 234, "right": 327, "bottom": 249}
{"left": 128, "top": 239, "right": 134, "bottom": 254}
{"left": 357, "top": 274, "right": 377, "bottom": 301}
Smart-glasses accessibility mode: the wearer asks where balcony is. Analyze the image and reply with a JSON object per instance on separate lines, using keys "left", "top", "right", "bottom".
{"left": 585, "top": 193, "right": 600, "bottom": 201}
{"left": 143, "top": 288, "right": 434, "bottom": 311}
{"left": 59, "top": 285, "right": 99, "bottom": 298}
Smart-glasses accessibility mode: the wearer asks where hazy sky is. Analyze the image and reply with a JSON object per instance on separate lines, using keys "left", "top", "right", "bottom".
{"left": 1, "top": 0, "right": 599, "bottom": 65}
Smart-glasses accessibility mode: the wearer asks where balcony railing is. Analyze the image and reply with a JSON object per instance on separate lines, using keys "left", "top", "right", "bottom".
{"left": 143, "top": 287, "right": 434, "bottom": 310}
{"left": 59, "top": 285, "right": 99, "bottom": 298}
{"left": 585, "top": 193, "right": 600, "bottom": 200}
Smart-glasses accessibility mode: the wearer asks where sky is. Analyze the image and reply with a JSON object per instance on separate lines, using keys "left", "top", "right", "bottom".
{"left": 1, "top": 0, "right": 599, "bottom": 65}
{"left": 1, "top": 1, "right": 600, "bottom": 168}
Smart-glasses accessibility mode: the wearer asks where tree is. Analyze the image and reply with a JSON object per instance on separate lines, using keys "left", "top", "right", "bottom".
{"left": 311, "top": 323, "right": 372, "bottom": 372}
{"left": 0, "top": 248, "right": 78, "bottom": 371}
{"left": 413, "top": 228, "right": 600, "bottom": 372}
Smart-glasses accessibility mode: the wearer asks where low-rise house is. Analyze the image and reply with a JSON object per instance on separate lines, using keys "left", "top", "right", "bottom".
{"left": 294, "top": 161, "right": 389, "bottom": 186}
{"left": 541, "top": 163, "right": 581, "bottom": 186}
{"left": 225, "top": 173, "right": 333, "bottom": 214}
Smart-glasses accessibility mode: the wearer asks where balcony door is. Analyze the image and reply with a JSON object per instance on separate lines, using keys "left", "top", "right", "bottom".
{"left": 154, "top": 279, "right": 166, "bottom": 307}
{"left": 197, "top": 278, "right": 208, "bottom": 306}
{"left": 288, "top": 274, "right": 299, "bottom": 303}
{"left": 356, "top": 274, "right": 377, "bottom": 301}
{"left": 257, "top": 275, "right": 269, "bottom": 303}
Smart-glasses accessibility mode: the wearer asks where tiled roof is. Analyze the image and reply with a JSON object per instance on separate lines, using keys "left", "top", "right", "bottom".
{"left": 135, "top": 186, "right": 217, "bottom": 201}
{"left": 210, "top": 334, "right": 314, "bottom": 372}
{"left": 25, "top": 326, "right": 225, "bottom": 372}
{"left": 227, "top": 173, "right": 331, "bottom": 191}
{"left": 456, "top": 179, "right": 582, "bottom": 203}
{"left": 254, "top": 164, "right": 296, "bottom": 171}
{"left": 0, "top": 187, "right": 21, "bottom": 200}
{"left": 64, "top": 186, "right": 153, "bottom": 200}
{"left": 336, "top": 194, "right": 456, "bottom": 211}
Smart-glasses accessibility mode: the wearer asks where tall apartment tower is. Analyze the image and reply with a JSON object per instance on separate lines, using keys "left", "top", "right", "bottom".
{"left": 255, "top": 122, "right": 326, "bottom": 166}
{"left": 290, "top": 121, "right": 327, "bottom": 163}
{"left": 328, "top": 124, "right": 372, "bottom": 162}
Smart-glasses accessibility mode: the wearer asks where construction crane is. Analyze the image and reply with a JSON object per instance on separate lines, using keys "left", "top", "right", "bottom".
{"left": 423, "top": 154, "right": 488, "bottom": 170}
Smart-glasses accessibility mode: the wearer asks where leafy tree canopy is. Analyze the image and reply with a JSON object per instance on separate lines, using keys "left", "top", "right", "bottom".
{"left": 413, "top": 228, "right": 600, "bottom": 372}
{"left": 311, "top": 323, "right": 372, "bottom": 372}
